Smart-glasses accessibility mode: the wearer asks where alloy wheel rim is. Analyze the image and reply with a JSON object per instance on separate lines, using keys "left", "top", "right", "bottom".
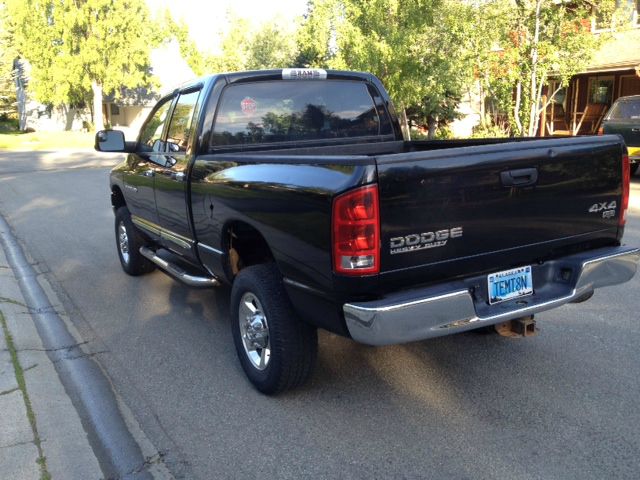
{"left": 118, "top": 222, "right": 130, "bottom": 264}
{"left": 238, "top": 292, "right": 271, "bottom": 370}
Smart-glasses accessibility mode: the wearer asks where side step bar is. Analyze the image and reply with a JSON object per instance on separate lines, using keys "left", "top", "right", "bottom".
{"left": 139, "top": 247, "right": 220, "bottom": 288}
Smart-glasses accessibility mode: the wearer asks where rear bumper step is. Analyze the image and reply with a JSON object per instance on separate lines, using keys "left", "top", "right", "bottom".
{"left": 140, "top": 247, "right": 220, "bottom": 288}
{"left": 343, "top": 246, "right": 640, "bottom": 346}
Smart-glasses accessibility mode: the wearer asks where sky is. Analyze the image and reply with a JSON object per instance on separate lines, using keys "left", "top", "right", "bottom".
{"left": 146, "top": 0, "right": 309, "bottom": 53}
{"left": 145, "top": 0, "right": 309, "bottom": 92}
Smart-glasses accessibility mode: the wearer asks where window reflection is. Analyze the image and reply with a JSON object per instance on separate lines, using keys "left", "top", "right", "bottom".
{"left": 212, "top": 81, "right": 384, "bottom": 146}
{"left": 166, "top": 90, "right": 200, "bottom": 153}
{"left": 139, "top": 97, "right": 173, "bottom": 152}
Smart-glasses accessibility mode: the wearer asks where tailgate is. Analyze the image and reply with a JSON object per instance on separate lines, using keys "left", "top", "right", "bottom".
{"left": 376, "top": 136, "right": 624, "bottom": 279}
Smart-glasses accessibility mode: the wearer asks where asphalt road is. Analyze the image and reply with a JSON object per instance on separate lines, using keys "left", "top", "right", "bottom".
{"left": 1, "top": 150, "right": 639, "bottom": 479}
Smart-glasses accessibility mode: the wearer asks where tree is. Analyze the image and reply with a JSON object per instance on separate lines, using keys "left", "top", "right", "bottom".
{"left": 6, "top": 0, "right": 162, "bottom": 130}
{"left": 161, "top": 12, "right": 206, "bottom": 76}
{"left": 474, "top": 0, "right": 599, "bottom": 137}
{"left": 296, "top": 0, "right": 473, "bottom": 138}
{"left": 205, "top": 13, "right": 253, "bottom": 73}
{"left": 295, "top": 0, "right": 343, "bottom": 67}
{"left": 0, "top": 2, "right": 17, "bottom": 120}
{"left": 461, "top": 0, "right": 513, "bottom": 132}
{"left": 203, "top": 13, "right": 300, "bottom": 73}
{"left": 399, "top": 0, "right": 476, "bottom": 137}
{"left": 246, "top": 20, "right": 298, "bottom": 70}
{"left": 593, "top": 0, "right": 639, "bottom": 31}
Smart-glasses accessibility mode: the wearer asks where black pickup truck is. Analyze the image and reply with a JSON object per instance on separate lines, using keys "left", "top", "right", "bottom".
{"left": 96, "top": 69, "right": 639, "bottom": 394}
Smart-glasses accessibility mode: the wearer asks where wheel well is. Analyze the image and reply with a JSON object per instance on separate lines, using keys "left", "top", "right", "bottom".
{"left": 111, "top": 186, "right": 126, "bottom": 210}
{"left": 224, "top": 222, "right": 275, "bottom": 277}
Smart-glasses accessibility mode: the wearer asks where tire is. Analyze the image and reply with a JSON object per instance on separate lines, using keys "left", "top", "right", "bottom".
{"left": 631, "top": 162, "right": 639, "bottom": 176}
{"left": 231, "top": 263, "right": 318, "bottom": 394}
{"left": 114, "top": 207, "right": 155, "bottom": 276}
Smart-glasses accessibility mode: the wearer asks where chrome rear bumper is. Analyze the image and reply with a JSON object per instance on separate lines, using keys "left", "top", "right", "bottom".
{"left": 343, "top": 246, "right": 639, "bottom": 346}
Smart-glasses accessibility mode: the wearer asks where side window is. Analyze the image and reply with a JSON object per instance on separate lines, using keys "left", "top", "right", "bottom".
{"left": 139, "top": 96, "right": 173, "bottom": 152}
{"left": 165, "top": 90, "right": 201, "bottom": 153}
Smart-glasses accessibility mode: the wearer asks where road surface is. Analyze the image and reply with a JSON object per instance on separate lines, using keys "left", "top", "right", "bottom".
{"left": 1, "top": 150, "right": 639, "bottom": 479}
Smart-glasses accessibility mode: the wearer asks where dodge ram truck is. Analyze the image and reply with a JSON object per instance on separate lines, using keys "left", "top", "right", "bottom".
{"left": 95, "top": 69, "right": 639, "bottom": 394}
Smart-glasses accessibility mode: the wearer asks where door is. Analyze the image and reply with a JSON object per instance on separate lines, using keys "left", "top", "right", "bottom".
{"left": 154, "top": 88, "right": 201, "bottom": 258}
{"left": 123, "top": 95, "right": 174, "bottom": 232}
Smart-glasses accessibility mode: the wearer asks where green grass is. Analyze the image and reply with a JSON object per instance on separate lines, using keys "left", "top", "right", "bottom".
{"left": 0, "top": 310, "right": 51, "bottom": 480}
{"left": 0, "top": 117, "right": 20, "bottom": 132}
{"left": 0, "top": 131, "right": 94, "bottom": 151}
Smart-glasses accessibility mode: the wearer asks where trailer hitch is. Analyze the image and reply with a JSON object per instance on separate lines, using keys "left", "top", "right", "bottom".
{"left": 493, "top": 316, "right": 537, "bottom": 337}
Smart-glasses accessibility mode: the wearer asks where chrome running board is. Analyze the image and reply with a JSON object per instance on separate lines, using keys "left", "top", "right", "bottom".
{"left": 139, "top": 247, "right": 220, "bottom": 288}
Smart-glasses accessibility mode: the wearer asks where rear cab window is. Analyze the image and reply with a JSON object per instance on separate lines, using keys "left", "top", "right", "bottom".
{"left": 210, "top": 80, "right": 391, "bottom": 148}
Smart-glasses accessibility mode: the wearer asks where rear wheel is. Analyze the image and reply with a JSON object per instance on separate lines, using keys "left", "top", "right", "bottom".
{"left": 114, "top": 207, "right": 155, "bottom": 276}
{"left": 231, "top": 263, "right": 317, "bottom": 394}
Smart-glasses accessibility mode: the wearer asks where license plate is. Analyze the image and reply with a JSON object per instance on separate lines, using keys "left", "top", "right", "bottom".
{"left": 488, "top": 266, "right": 533, "bottom": 305}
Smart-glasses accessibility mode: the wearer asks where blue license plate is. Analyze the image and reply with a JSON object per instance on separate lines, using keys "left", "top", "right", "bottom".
{"left": 488, "top": 266, "right": 533, "bottom": 305}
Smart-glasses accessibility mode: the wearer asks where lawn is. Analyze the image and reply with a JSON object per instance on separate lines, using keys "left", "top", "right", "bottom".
{"left": 0, "top": 131, "right": 95, "bottom": 151}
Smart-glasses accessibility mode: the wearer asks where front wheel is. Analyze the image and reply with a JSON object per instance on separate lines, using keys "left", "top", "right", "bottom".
{"left": 114, "top": 207, "right": 155, "bottom": 276}
{"left": 231, "top": 264, "right": 318, "bottom": 394}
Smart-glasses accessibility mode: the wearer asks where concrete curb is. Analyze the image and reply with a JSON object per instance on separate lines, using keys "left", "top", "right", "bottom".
{"left": 0, "top": 213, "right": 172, "bottom": 479}
{"left": 0, "top": 244, "right": 103, "bottom": 479}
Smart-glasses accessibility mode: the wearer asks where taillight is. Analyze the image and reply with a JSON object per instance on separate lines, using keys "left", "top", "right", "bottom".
{"left": 332, "top": 185, "right": 380, "bottom": 275}
{"left": 620, "top": 153, "right": 630, "bottom": 227}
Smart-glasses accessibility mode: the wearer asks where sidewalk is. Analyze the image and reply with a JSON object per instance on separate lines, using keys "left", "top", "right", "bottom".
{"left": 0, "top": 245, "right": 103, "bottom": 479}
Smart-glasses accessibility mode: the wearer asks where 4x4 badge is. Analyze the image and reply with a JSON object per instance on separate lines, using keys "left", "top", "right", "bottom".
{"left": 588, "top": 201, "right": 616, "bottom": 213}
{"left": 588, "top": 200, "right": 617, "bottom": 219}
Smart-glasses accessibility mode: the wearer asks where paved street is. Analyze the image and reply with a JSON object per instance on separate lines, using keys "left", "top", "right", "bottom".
{"left": 1, "top": 150, "right": 639, "bottom": 479}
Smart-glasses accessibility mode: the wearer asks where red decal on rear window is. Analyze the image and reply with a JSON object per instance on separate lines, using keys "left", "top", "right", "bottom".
{"left": 241, "top": 97, "right": 257, "bottom": 115}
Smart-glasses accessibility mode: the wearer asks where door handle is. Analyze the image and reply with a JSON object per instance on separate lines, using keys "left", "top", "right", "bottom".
{"left": 143, "top": 169, "right": 155, "bottom": 177}
{"left": 172, "top": 172, "right": 186, "bottom": 181}
{"left": 632, "top": 128, "right": 640, "bottom": 133}
{"left": 500, "top": 167, "right": 538, "bottom": 187}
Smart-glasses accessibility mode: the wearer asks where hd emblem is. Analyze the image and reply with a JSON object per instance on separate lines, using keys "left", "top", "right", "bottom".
{"left": 390, "top": 227, "right": 463, "bottom": 255}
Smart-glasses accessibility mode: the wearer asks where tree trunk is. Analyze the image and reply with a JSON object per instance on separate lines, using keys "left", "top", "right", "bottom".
{"left": 91, "top": 80, "right": 104, "bottom": 131}
{"left": 427, "top": 116, "right": 437, "bottom": 140}
{"left": 539, "top": 94, "right": 547, "bottom": 137}
{"left": 527, "top": 0, "right": 542, "bottom": 137}
{"left": 514, "top": 80, "right": 523, "bottom": 136}
{"left": 479, "top": 80, "right": 486, "bottom": 127}
{"left": 401, "top": 108, "right": 411, "bottom": 140}
{"left": 530, "top": 78, "right": 545, "bottom": 137}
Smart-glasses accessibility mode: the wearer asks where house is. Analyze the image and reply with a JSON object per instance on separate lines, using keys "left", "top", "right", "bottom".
{"left": 14, "top": 59, "right": 92, "bottom": 132}
{"left": 543, "top": 4, "right": 640, "bottom": 136}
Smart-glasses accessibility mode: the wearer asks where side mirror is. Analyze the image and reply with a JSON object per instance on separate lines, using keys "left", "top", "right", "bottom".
{"left": 95, "top": 130, "right": 126, "bottom": 152}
